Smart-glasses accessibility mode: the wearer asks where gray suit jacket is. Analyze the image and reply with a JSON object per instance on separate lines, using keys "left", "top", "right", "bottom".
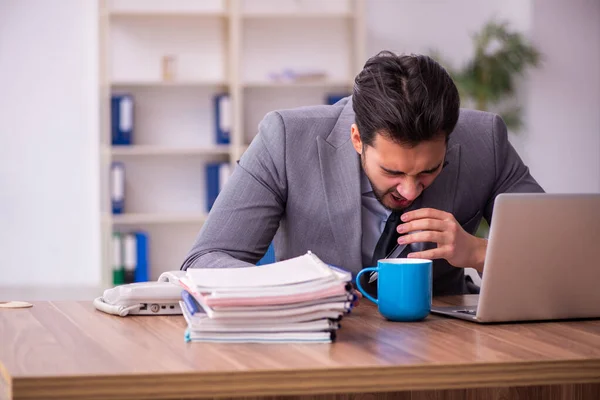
{"left": 181, "top": 97, "right": 544, "bottom": 295}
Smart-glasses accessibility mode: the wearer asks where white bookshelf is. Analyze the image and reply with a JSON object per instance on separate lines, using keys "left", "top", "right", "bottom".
{"left": 111, "top": 145, "right": 230, "bottom": 157}
{"left": 241, "top": 12, "right": 354, "bottom": 19}
{"left": 111, "top": 81, "right": 228, "bottom": 87}
{"left": 242, "top": 81, "right": 352, "bottom": 89}
{"left": 112, "top": 213, "right": 208, "bottom": 225}
{"left": 98, "top": 0, "right": 366, "bottom": 287}
{"left": 109, "top": 10, "right": 228, "bottom": 18}
{"left": 106, "top": 0, "right": 226, "bottom": 14}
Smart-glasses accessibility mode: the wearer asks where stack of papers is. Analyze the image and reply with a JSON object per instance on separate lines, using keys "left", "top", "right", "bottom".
{"left": 178, "top": 251, "right": 354, "bottom": 343}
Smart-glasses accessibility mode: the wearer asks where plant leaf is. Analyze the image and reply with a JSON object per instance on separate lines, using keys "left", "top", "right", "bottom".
{"left": 500, "top": 107, "right": 523, "bottom": 131}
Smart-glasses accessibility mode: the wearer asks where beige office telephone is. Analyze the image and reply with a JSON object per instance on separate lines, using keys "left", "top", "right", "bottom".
{"left": 93, "top": 271, "right": 185, "bottom": 317}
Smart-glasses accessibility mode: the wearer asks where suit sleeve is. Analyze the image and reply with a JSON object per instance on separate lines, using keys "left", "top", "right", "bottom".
{"left": 180, "top": 111, "right": 287, "bottom": 270}
{"left": 484, "top": 115, "right": 544, "bottom": 223}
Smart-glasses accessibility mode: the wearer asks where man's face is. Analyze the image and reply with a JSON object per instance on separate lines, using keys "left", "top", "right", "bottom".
{"left": 351, "top": 124, "right": 447, "bottom": 212}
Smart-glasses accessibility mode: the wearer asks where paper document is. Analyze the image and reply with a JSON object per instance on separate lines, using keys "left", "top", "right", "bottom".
{"left": 186, "top": 251, "right": 335, "bottom": 289}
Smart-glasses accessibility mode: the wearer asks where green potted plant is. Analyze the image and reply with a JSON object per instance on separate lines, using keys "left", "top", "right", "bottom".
{"left": 433, "top": 19, "right": 542, "bottom": 131}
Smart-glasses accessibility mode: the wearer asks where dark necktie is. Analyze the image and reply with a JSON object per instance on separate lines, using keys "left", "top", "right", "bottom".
{"left": 371, "top": 211, "right": 402, "bottom": 265}
{"left": 359, "top": 212, "right": 403, "bottom": 297}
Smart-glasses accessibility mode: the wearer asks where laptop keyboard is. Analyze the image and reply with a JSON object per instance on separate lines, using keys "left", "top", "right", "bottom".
{"left": 455, "top": 309, "right": 477, "bottom": 316}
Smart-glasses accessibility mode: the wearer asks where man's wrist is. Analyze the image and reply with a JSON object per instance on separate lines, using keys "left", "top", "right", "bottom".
{"left": 475, "top": 238, "right": 487, "bottom": 272}
{"left": 466, "top": 236, "right": 487, "bottom": 273}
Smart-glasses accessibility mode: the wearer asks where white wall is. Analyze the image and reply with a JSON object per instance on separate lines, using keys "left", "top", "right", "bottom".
{"left": 527, "top": 0, "right": 600, "bottom": 193}
{"left": 0, "top": 1, "right": 100, "bottom": 286}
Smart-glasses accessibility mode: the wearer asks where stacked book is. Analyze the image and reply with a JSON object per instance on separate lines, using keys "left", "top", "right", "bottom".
{"left": 178, "top": 251, "right": 354, "bottom": 343}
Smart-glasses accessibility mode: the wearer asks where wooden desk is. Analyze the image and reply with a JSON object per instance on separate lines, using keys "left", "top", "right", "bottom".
{"left": 1, "top": 296, "right": 600, "bottom": 400}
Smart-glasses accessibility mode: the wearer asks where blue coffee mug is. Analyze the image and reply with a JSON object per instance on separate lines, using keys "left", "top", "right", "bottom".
{"left": 356, "top": 258, "right": 432, "bottom": 321}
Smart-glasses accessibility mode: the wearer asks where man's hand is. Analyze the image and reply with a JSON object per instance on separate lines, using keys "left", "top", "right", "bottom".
{"left": 397, "top": 208, "right": 487, "bottom": 272}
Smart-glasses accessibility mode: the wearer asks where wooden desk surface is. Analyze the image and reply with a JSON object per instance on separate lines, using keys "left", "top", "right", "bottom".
{"left": 2, "top": 296, "right": 600, "bottom": 399}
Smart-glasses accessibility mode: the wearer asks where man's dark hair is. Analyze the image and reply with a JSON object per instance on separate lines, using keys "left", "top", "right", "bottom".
{"left": 352, "top": 51, "right": 460, "bottom": 147}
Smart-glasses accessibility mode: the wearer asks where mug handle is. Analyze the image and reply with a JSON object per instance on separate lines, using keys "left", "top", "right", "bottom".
{"left": 355, "top": 267, "right": 378, "bottom": 304}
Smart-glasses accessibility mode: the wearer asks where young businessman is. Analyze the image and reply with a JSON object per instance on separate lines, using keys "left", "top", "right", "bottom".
{"left": 181, "top": 51, "right": 544, "bottom": 296}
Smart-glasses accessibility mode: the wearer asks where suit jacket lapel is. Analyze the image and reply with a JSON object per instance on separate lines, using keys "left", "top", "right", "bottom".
{"left": 317, "top": 99, "right": 363, "bottom": 271}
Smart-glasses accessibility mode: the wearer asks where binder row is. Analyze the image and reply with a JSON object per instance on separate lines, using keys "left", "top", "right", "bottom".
{"left": 111, "top": 93, "right": 231, "bottom": 146}
{"left": 111, "top": 91, "right": 346, "bottom": 147}
{"left": 110, "top": 161, "right": 232, "bottom": 214}
{"left": 112, "top": 231, "right": 149, "bottom": 285}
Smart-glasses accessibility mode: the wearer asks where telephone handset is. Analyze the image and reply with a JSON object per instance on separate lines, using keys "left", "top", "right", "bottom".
{"left": 93, "top": 271, "right": 185, "bottom": 317}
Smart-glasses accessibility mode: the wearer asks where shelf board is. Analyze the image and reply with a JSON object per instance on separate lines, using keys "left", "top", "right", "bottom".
{"left": 243, "top": 80, "right": 352, "bottom": 89}
{"left": 112, "top": 213, "right": 208, "bottom": 225}
{"left": 109, "top": 10, "right": 228, "bottom": 18}
{"left": 111, "top": 145, "right": 231, "bottom": 157}
{"left": 242, "top": 12, "right": 353, "bottom": 19}
{"left": 111, "top": 80, "right": 228, "bottom": 88}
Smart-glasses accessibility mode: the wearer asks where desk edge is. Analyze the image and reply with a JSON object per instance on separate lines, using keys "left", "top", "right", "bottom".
{"left": 11, "top": 358, "right": 600, "bottom": 399}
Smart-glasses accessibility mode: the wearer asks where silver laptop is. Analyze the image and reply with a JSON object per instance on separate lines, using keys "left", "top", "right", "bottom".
{"left": 431, "top": 193, "right": 600, "bottom": 323}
